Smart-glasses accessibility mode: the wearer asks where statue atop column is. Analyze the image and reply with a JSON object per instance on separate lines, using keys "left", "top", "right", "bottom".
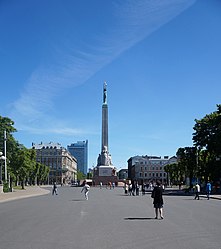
{"left": 103, "top": 81, "right": 107, "bottom": 104}
{"left": 93, "top": 82, "right": 117, "bottom": 184}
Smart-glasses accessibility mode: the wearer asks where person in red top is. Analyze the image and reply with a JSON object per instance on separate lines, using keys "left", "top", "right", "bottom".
{"left": 151, "top": 180, "right": 164, "bottom": 219}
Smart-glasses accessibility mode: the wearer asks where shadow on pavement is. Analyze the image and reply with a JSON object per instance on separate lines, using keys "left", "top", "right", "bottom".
{"left": 124, "top": 217, "right": 156, "bottom": 220}
{"left": 70, "top": 199, "right": 86, "bottom": 202}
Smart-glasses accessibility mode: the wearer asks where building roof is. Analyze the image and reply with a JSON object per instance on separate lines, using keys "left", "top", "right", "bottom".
{"left": 32, "top": 142, "right": 63, "bottom": 149}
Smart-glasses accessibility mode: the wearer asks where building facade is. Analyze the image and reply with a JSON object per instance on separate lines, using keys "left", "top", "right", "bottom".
{"left": 128, "top": 155, "right": 177, "bottom": 184}
{"left": 67, "top": 140, "right": 88, "bottom": 175}
{"left": 32, "top": 142, "right": 77, "bottom": 185}
{"left": 118, "top": 169, "right": 128, "bottom": 180}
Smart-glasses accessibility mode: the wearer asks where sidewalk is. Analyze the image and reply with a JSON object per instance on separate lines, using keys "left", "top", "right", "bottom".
{"left": 163, "top": 187, "right": 221, "bottom": 200}
{"left": 199, "top": 194, "right": 221, "bottom": 200}
{"left": 0, "top": 185, "right": 50, "bottom": 203}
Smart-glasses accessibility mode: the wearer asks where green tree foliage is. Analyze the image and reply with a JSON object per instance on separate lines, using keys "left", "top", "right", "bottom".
{"left": 176, "top": 147, "right": 198, "bottom": 187}
{"left": 164, "top": 163, "right": 180, "bottom": 184}
{"left": 37, "top": 163, "right": 50, "bottom": 185}
{"left": 77, "top": 170, "right": 86, "bottom": 180}
{"left": 193, "top": 104, "right": 221, "bottom": 181}
{"left": 0, "top": 116, "right": 49, "bottom": 188}
{"left": 193, "top": 104, "right": 221, "bottom": 155}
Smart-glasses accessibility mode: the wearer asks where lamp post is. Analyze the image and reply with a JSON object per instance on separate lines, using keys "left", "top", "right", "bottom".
{"left": 0, "top": 151, "right": 5, "bottom": 184}
{"left": 4, "top": 130, "right": 7, "bottom": 182}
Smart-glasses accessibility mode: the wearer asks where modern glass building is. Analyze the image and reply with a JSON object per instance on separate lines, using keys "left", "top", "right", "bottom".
{"left": 67, "top": 140, "right": 88, "bottom": 175}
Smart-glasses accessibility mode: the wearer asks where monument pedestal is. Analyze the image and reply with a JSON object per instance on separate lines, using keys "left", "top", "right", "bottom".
{"left": 93, "top": 83, "right": 118, "bottom": 186}
{"left": 93, "top": 165, "right": 118, "bottom": 186}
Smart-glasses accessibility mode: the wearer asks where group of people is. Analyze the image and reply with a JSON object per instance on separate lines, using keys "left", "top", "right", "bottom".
{"left": 194, "top": 181, "right": 212, "bottom": 200}
{"left": 124, "top": 180, "right": 164, "bottom": 219}
{"left": 52, "top": 179, "right": 213, "bottom": 219}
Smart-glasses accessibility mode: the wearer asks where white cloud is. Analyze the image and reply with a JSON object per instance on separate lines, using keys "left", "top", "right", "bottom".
{"left": 11, "top": 0, "right": 196, "bottom": 134}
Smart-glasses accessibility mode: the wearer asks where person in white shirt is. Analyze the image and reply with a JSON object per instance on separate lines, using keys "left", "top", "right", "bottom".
{"left": 194, "top": 183, "right": 200, "bottom": 200}
{"left": 81, "top": 182, "right": 90, "bottom": 200}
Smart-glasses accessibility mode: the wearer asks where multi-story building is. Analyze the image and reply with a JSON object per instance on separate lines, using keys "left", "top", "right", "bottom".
{"left": 127, "top": 155, "right": 177, "bottom": 184}
{"left": 32, "top": 142, "right": 77, "bottom": 185}
{"left": 118, "top": 169, "right": 128, "bottom": 180}
{"left": 67, "top": 140, "right": 88, "bottom": 175}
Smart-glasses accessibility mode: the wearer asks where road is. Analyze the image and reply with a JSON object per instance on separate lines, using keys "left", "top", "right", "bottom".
{"left": 0, "top": 186, "right": 220, "bottom": 249}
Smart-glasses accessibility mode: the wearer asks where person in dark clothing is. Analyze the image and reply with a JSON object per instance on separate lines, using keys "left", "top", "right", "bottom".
{"left": 52, "top": 182, "right": 58, "bottom": 195}
{"left": 151, "top": 180, "right": 164, "bottom": 219}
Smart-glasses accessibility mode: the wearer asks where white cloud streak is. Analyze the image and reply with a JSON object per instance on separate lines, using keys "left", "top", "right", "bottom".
{"left": 11, "top": 0, "right": 196, "bottom": 134}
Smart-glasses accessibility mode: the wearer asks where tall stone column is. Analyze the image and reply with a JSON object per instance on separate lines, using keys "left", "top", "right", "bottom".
{"left": 93, "top": 82, "right": 118, "bottom": 185}
{"left": 97, "top": 82, "right": 112, "bottom": 166}
{"left": 101, "top": 82, "right": 108, "bottom": 154}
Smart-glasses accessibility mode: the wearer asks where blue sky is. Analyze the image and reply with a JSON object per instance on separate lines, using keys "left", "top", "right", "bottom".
{"left": 1, "top": 0, "right": 221, "bottom": 170}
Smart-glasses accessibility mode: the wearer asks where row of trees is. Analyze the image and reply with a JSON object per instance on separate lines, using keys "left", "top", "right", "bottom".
{"left": 165, "top": 104, "right": 221, "bottom": 187}
{"left": 0, "top": 116, "right": 49, "bottom": 191}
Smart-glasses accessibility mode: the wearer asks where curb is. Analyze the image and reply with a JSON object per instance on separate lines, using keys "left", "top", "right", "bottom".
{"left": 0, "top": 186, "right": 50, "bottom": 203}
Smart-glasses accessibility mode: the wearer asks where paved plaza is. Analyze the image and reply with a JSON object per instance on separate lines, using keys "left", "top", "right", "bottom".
{"left": 0, "top": 186, "right": 221, "bottom": 249}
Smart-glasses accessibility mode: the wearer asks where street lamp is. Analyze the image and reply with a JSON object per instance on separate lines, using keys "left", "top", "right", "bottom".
{"left": 0, "top": 152, "right": 5, "bottom": 184}
{"left": 0, "top": 152, "right": 6, "bottom": 183}
{"left": 4, "top": 130, "right": 7, "bottom": 182}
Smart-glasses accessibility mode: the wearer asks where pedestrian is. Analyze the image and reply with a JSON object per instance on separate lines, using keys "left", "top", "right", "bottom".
{"left": 112, "top": 182, "right": 115, "bottom": 189}
{"left": 81, "top": 182, "right": 90, "bottom": 200}
{"left": 136, "top": 183, "right": 139, "bottom": 196}
{"left": 128, "top": 184, "right": 133, "bottom": 196}
{"left": 142, "top": 183, "right": 145, "bottom": 195}
{"left": 99, "top": 182, "right": 103, "bottom": 189}
{"left": 52, "top": 182, "right": 58, "bottom": 195}
{"left": 151, "top": 180, "right": 164, "bottom": 219}
{"left": 206, "top": 181, "right": 212, "bottom": 200}
{"left": 124, "top": 183, "right": 128, "bottom": 195}
{"left": 194, "top": 182, "right": 200, "bottom": 200}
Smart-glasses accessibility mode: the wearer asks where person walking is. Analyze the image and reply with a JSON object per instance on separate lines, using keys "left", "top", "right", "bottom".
{"left": 194, "top": 183, "right": 200, "bottom": 200}
{"left": 52, "top": 182, "right": 58, "bottom": 195}
{"left": 151, "top": 180, "right": 164, "bottom": 219}
{"left": 206, "top": 181, "right": 212, "bottom": 200}
{"left": 81, "top": 182, "right": 90, "bottom": 200}
{"left": 136, "top": 183, "right": 140, "bottom": 196}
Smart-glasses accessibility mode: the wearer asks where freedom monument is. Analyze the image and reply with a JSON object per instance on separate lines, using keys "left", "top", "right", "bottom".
{"left": 93, "top": 82, "right": 118, "bottom": 185}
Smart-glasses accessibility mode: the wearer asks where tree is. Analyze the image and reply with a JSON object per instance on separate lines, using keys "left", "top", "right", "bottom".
{"left": 77, "top": 170, "right": 86, "bottom": 180}
{"left": 176, "top": 147, "right": 198, "bottom": 187}
{"left": 16, "top": 148, "right": 33, "bottom": 189}
{"left": 0, "top": 116, "right": 50, "bottom": 188}
{"left": 193, "top": 105, "right": 221, "bottom": 154}
{"left": 37, "top": 163, "right": 50, "bottom": 185}
{"left": 0, "top": 116, "right": 18, "bottom": 185}
{"left": 193, "top": 104, "right": 221, "bottom": 181}
{"left": 164, "top": 163, "right": 180, "bottom": 184}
